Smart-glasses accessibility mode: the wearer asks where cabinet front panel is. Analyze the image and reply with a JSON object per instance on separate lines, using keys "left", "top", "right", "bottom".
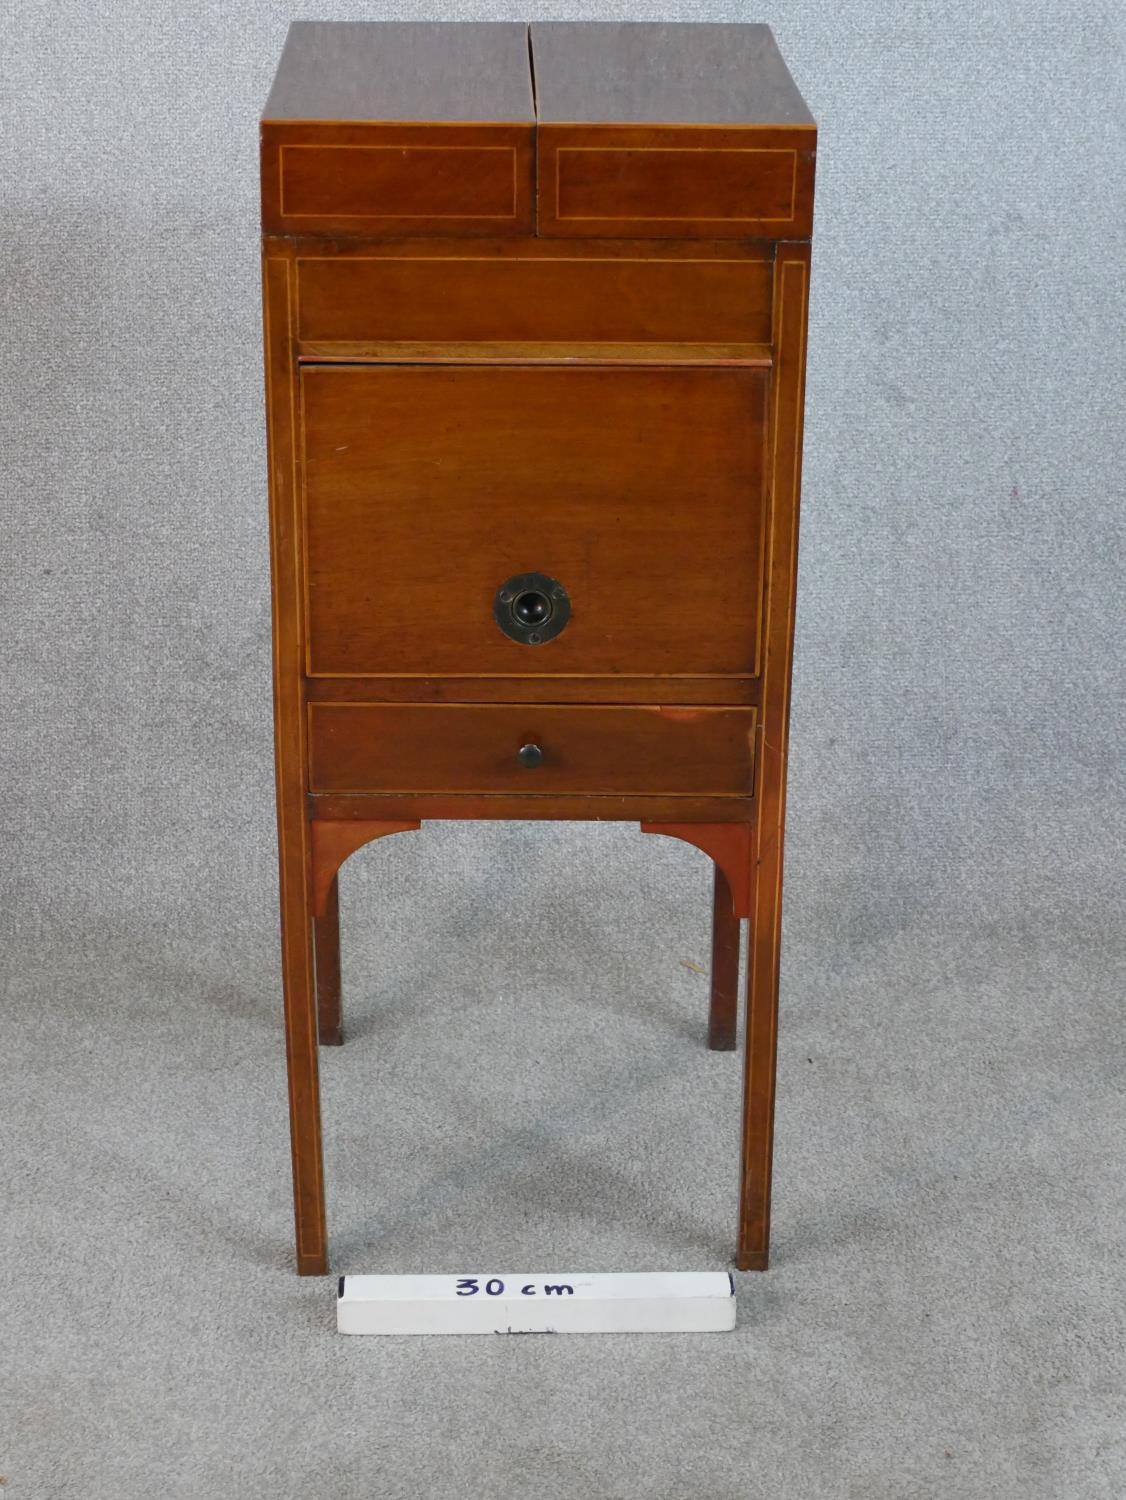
{"left": 309, "top": 702, "right": 757, "bottom": 796}
{"left": 296, "top": 250, "right": 772, "bottom": 346}
{"left": 261, "top": 123, "right": 535, "bottom": 237}
{"left": 537, "top": 125, "right": 815, "bottom": 239}
{"left": 300, "top": 364, "right": 768, "bottom": 678}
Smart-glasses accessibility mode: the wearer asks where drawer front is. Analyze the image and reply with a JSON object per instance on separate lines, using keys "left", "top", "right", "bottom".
{"left": 300, "top": 364, "right": 768, "bottom": 679}
{"left": 538, "top": 126, "right": 815, "bottom": 239}
{"left": 295, "top": 247, "right": 772, "bottom": 346}
{"left": 261, "top": 124, "right": 535, "bottom": 236}
{"left": 309, "top": 703, "right": 756, "bottom": 796}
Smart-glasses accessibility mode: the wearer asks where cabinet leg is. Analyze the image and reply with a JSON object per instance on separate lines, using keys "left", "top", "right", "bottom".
{"left": 638, "top": 821, "right": 752, "bottom": 1054}
{"left": 279, "top": 858, "right": 328, "bottom": 1276}
{"left": 709, "top": 867, "right": 740, "bottom": 1051}
{"left": 736, "top": 841, "right": 779, "bottom": 1272}
{"left": 314, "top": 874, "right": 343, "bottom": 1046}
{"left": 736, "top": 248, "right": 810, "bottom": 1272}
{"left": 265, "top": 250, "right": 328, "bottom": 1275}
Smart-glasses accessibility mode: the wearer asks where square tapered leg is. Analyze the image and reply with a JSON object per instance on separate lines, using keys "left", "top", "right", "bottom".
{"left": 709, "top": 866, "right": 740, "bottom": 1051}
{"left": 314, "top": 874, "right": 343, "bottom": 1046}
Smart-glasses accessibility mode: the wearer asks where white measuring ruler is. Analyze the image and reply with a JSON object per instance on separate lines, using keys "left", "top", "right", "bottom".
{"left": 337, "top": 1271, "right": 736, "bottom": 1335}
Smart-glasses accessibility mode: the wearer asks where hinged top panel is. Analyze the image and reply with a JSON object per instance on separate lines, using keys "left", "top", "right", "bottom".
{"left": 531, "top": 22, "right": 815, "bottom": 241}
{"left": 260, "top": 23, "right": 536, "bottom": 237}
{"left": 530, "top": 23, "right": 814, "bottom": 126}
{"left": 262, "top": 21, "right": 535, "bottom": 123}
{"left": 260, "top": 21, "right": 814, "bottom": 240}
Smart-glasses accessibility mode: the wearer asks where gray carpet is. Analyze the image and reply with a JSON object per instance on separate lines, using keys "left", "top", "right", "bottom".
{"left": 2, "top": 1, "right": 1125, "bottom": 1497}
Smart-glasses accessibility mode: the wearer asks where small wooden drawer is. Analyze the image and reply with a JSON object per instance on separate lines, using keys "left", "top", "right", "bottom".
{"left": 308, "top": 703, "right": 757, "bottom": 797}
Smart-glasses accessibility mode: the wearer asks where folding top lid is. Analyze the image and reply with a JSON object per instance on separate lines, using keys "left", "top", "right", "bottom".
{"left": 262, "top": 21, "right": 535, "bottom": 124}
{"left": 259, "top": 22, "right": 815, "bottom": 239}
{"left": 261, "top": 21, "right": 813, "bottom": 128}
{"left": 530, "top": 23, "right": 814, "bottom": 127}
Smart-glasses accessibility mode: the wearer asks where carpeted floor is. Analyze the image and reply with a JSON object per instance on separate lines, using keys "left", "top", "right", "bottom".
{"left": 4, "top": 826, "right": 1125, "bottom": 1498}
{"left": 2, "top": 1, "right": 1125, "bottom": 1497}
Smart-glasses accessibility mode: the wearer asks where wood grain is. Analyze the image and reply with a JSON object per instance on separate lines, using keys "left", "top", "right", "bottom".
{"left": 310, "top": 794, "right": 756, "bottom": 824}
{"left": 538, "top": 126, "right": 814, "bottom": 240}
{"left": 262, "top": 247, "right": 327, "bottom": 1276}
{"left": 291, "top": 236, "right": 778, "bottom": 262}
{"left": 530, "top": 23, "right": 814, "bottom": 127}
{"left": 737, "top": 244, "right": 812, "bottom": 1273}
{"left": 262, "top": 123, "right": 534, "bottom": 237}
{"left": 554, "top": 141, "right": 798, "bottom": 221}
{"left": 302, "top": 676, "right": 761, "bottom": 706}
{"left": 295, "top": 251, "right": 772, "bottom": 346}
{"left": 709, "top": 868, "right": 740, "bottom": 1051}
{"left": 300, "top": 364, "right": 768, "bottom": 679}
{"left": 263, "top": 22, "right": 534, "bottom": 123}
{"left": 313, "top": 875, "right": 343, "bottom": 1046}
{"left": 281, "top": 142, "right": 518, "bottom": 219}
{"left": 309, "top": 703, "right": 757, "bottom": 797}
{"left": 296, "top": 342, "right": 770, "bottom": 367}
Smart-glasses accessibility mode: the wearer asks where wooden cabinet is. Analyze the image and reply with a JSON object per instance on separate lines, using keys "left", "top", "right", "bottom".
{"left": 261, "top": 20, "right": 816, "bottom": 1276}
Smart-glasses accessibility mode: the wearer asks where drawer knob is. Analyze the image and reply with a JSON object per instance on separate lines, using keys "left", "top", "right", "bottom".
{"left": 517, "top": 743, "right": 544, "bottom": 769}
{"left": 494, "top": 572, "right": 571, "bottom": 646}
{"left": 513, "top": 590, "right": 550, "bottom": 626}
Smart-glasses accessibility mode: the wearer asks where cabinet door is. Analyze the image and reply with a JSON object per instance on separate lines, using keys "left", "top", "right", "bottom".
{"left": 300, "top": 364, "right": 768, "bottom": 679}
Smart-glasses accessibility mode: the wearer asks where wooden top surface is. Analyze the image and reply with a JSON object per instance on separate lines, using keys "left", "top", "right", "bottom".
{"left": 262, "top": 22, "right": 535, "bottom": 123}
{"left": 262, "top": 21, "right": 813, "bottom": 128}
{"left": 531, "top": 23, "right": 814, "bottom": 127}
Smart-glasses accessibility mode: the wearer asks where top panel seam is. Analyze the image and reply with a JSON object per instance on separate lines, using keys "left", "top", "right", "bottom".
{"left": 527, "top": 24, "right": 538, "bottom": 118}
